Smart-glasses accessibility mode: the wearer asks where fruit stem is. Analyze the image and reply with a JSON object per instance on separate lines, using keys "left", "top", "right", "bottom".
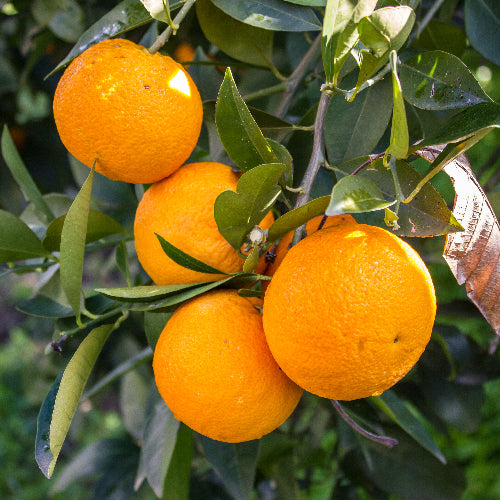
{"left": 149, "top": 0, "right": 197, "bottom": 54}
{"left": 331, "top": 399, "right": 398, "bottom": 449}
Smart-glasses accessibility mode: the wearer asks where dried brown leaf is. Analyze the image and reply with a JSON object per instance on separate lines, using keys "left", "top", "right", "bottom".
{"left": 418, "top": 147, "right": 500, "bottom": 334}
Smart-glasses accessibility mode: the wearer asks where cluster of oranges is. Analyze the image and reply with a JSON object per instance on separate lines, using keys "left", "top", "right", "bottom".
{"left": 53, "top": 38, "right": 436, "bottom": 444}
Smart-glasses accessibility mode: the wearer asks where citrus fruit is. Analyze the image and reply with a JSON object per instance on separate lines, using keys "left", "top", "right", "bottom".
{"left": 153, "top": 289, "right": 303, "bottom": 443}
{"left": 265, "top": 214, "right": 357, "bottom": 278}
{"left": 173, "top": 42, "right": 196, "bottom": 66}
{"left": 53, "top": 38, "right": 203, "bottom": 184}
{"left": 263, "top": 223, "right": 436, "bottom": 401}
{"left": 134, "top": 161, "right": 274, "bottom": 285}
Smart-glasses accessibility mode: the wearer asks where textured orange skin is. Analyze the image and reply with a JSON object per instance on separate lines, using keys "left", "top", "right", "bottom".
{"left": 153, "top": 290, "right": 303, "bottom": 443}
{"left": 53, "top": 39, "right": 203, "bottom": 184}
{"left": 134, "top": 162, "right": 274, "bottom": 284}
{"left": 263, "top": 223, "right": 436, "bottom": 401}
{"left": 265, "top": 214, "right": 357, "bottom": 278}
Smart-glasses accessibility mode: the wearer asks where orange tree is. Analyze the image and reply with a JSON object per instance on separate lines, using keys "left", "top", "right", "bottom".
{"left": 1, "top": 0, "right": 500, "bottom": 499}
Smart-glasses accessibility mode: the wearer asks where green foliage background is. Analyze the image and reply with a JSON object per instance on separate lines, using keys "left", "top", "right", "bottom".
{"left": 1, "top": 0, "right": 500, "bottom": 499}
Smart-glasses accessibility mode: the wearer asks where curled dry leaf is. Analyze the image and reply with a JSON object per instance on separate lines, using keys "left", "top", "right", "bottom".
{"left": 418, "top": 147, "right": 500, "bottom": 335}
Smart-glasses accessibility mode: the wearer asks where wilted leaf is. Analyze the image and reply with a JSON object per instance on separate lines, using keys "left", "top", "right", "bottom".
{"left": 36, "top": 324, "right": 114, "bottom": 478}
{"left": 216, "top": 69, "right": 278, "bottom": 172}
{"left": 418, "top": 147, "right": 500, "bottom": 334}
{"left": 199, "top": 435, "right": 260, "bottom": 500}
{"left": 210, "top": 0, "right": 321, "bottom": 31}
{"left": 196, "top": 0, "right": 274, "bottom": 68}
{"left": 214, "top": 163, "right": 285, "bottom": 250}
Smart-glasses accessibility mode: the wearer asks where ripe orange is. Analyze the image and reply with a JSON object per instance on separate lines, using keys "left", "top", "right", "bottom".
{"left": 53, "top": 38, "right": 203, "bottom": 184}
{"left": 265, "top": 214, "right": 357, "bottom": 278}
{"left": 173, "top": 42, "right": 196, "bottom": 66}
{"left": 134, "top": 162, "right": 274, "bottom": 285}
{"left": 263, "top": 223, "right": 436, "bottom": 401}
{"left": 153, "top": 289, "right": 303, "bottom": 443}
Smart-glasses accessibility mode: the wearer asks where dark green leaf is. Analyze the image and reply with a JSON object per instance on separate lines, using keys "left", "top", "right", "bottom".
{"left": 17, "top": 295, "right": 74, "bottom": 318}
{"left": 465, "top": 0, "right": 500, "bottom": 66}
{"left": 413, "top": 20, "right": 467, "bottom": 57}
{"left": 135, "top": 388, "right": 181, "bottom": 497}
{"left": 324, "top": 77, "right": 392, "bottom": 165}
{"left": 144, "top": 311, "right": 172, "bottom": 349}
{"left": 335, "top": 158, "right": 464, "bottom": 237}
{"left": 32, "top": 0, "right": 85, "bottom": 43}
{"left": 1, "top": 125, "right": 55, "bottom": 224}
{"left": 214, "top": 163, "right": 285, "bottom": 250}
{"left": 199, "top": 436, "right": 260, "bottom": 500}
{"left": 163, "top": 425, "right": 193, "bottom": 500}
{"left": 115, "top": 241, "right": 131, "bottom": 286}
{"left": 0, "top": 209, "right": 51, "bottom": 262}
{"left": 36, "top": 324, "right": 114, "bottom": 478}
{"left": 326, "top": 176, "right": 395, "bottom": 215}
{"left": 216, "top": 69, "right": 278, "bottom": 171}
{"left": 156, "top": 234, "right": 229, "bottom": 275}
{"left": 416, "top": 101, "right": 500, "bottom": 148}
{"left": 372, "top": 390, "right": 446, "bottom": 463}
{"left": 196, "top": 0, "right": 274, "bottom": 67}
{"left": 400, "top": 51, "right": 491, "bottom": 110}
{"left": 267, "top": 196, "right": 330, "bottom": 242}
{"left": 43, "top": 209, "right": 131, "bottom": 252}
{"left": 210, "top": 0, "right": 321, "bottom": 31}
{"left": 60, "top": 168, "right": 94, "bottom": 325}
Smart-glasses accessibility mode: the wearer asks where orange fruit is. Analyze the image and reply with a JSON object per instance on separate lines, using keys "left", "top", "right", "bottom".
{"left": 153, "top": 289, "right": 303, "bottom": 443}
{"left": 134, "top": 162, "right": 274, "bottom": 285}
{"left": 53, "top": 38, "right": 203, "bottom": 184}
{"left": 265, "top": 214, "right": 357, "bottom": 278}
{"left": 173, "top": 42, "right": 196, "bottom": 66}
{"left": 263, "top": 223, "right": 436, "bottom": 401}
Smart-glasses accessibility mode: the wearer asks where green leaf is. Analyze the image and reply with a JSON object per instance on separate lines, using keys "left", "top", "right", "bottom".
{"left": 141, "top": 0, "right": 175, "bottom": 25}
{"left": 216, "top": 69, "right": 278, "bottom": 172}
{"left": 17, "top": 295, "right": 74, "bottom": 318}
{"left": 465, "top": 0, "right": 500, "bottom": 66}
{"left": 135, "top": 388, "right": 181, "bottom": 497}
{"left": 0, "top": 209, "right": 51, "bottom": 262}
{"left": 326, "top": 176, "right": 395, "bottom": 216}
{"left": 144, "top": 311, "right": 172, "bottom": 349}
{"left": 96, "top": 283, "right": 207, "bottom": 302}
{"left": 413, "top": 20, "right": 467, "bottom": 57}
{"left": 214, "top": 163, "right": 285, "bottom": 250}
{"left": 1, "top": 125, "right": 55, "bottom": 224}
{"left": 32, "top": 0, "right": 85, "bottom": 43}
{"left": 400, "top": 50, "right": 491, "bottom": 110}
{"left": 60, "top": 168, "right": 95, "bottom": 326}
{"left": 155, "top": 234, "right": 229, "bottom": 275}
{"left": 386, "top": 50, "right": 409, "bottom": 160}
{"left": 43, "top": 209, "right": 131, "bottom": 252}
{"left": 163, "top": 425, "right": 193, "bottom": 500}
{"left": 35, "top": 324, "right": 114, "bottom": 478}
{"left": 199, "top": 436, "right": 260, "bottom": 500}
{"left": 116, "top": 241, "right": 131, "bottom": 286}
{"left": 324, "top": 76, "right": 392, "bottom": 165}
{"left": 267, "top": 196, "right": 330, "bottom": 242}
{"left": 416, "top": 101, "right": 500, "bottom": 148}
{"left": 371, "top": 390, "right": 446, "bottom": 464}
{"left": 322, "top": 0, "right": 355, "bottom": 84}
{"left": 196, "top": 0, "right": 274, "bottom": 68}
{"left": 335, "top": 158, "right": 464, "bottom": 237}
{"left": 210, "top": 0, "right": 321, "bottom": 31}
{"left": 333, "top": 0, "right": 378, "bottom": 86}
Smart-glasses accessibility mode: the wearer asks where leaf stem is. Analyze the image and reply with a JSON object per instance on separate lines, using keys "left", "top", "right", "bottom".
{"left": 148, "top": 0, "right": 197, "bottom": 54}
{"left": 59, "top": 305, "right": 128, "bottom": 337}
{"left": 275, "top": 34, "right": 322, "bottom": 119}
{"left": 291, "top": 90, "right": 331, "bottom": 244}
{"left": 331, "top": 399, "right": 398, "bottom": 449}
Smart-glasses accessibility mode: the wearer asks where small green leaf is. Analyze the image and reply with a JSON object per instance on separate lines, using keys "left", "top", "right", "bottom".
{"left": 210, "top": 0, "right": 321, "bottom": 31}
{"left": 199, "top": 435, "right": 260, "bottom": 500}
{"left": 135, "top": 388, "right": 181, "bottom": 497}
{"left": 60, "top": 168, "right": 95, "bottom": 325}
{"left": 326, "top": 176, "right": 395, "bottom": 215}
{"left": 0, "top": 209, "right": 51, "bottom": 262}
{"left": 400, "top": 51, "right": 491, "bottom": 110}
{"left": 196, "top": 0, "right": 274, "bottom": 68}
{"left": 36, "top": 324, "right": 114, "bottom": 478}
{"left": 242, "top": 245, "right": 260, "bottom": 274}
{"left": 386, "top": 50, "right": 409, "bottom": 160}
{"left": 216, "top": 69, "right": 278, "bottom": 172}
{"left": 214, "top": 163, "right": 285, "bottom": 250}
{"left": 267, "top": 196, "right": 330, "bottom": 243}
{"left": 96, "top": 283, "right": 206, "bottom": 302}
{"left": 155, "top": 234, "right": 229, "bottom": 275}
{"left": 116, "top": 241, "right": 131, "bottom": 286}
{"left": 43, "top": 209, "right": 130, "bottom": 252}
{"left": 1, "top": 125, "right": 55, "bottom": 224}
{"left": 372, "top": 390, "right": 446, "bottom": 464}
